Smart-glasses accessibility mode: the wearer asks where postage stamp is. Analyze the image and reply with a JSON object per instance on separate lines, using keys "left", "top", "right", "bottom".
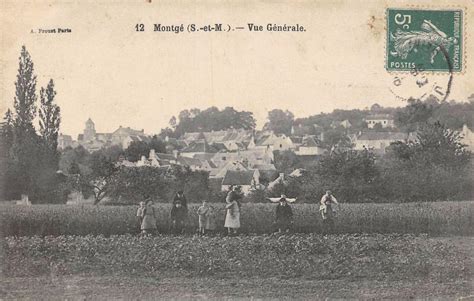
{"left": 386, "top": 8, "right": 463, "bottom": 72}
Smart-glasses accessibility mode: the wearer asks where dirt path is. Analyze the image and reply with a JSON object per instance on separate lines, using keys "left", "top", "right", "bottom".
{"left": 1, "top": 276, "right": 473, "bottom": 300}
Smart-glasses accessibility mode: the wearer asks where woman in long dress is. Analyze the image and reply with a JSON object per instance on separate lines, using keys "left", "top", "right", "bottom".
{"left": 141, "top": 200, "right": 157, "bottom": 234}
{"left": 224, "top": 199, "right": 240, "bottom": 235}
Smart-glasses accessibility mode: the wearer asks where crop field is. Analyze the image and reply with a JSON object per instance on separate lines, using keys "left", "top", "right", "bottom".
{"left": 1, "top": 201, "right": 473, "bottom": 236}
{"left": 1, "top": 201, "right": 473, "bottom": 298}
{"left": 1, "top": 234, "right": 473, "bottom": 299}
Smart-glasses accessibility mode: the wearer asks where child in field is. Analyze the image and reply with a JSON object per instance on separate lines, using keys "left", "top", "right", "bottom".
{"left": 170, "top": 202, "right": 187, "bottom": 234}
{"left": 141, "top": 200, "right": 157, "bottom": 235}
{"left": 197, "top": 200, "right": 210, "bottom": 235}
{"left": 136, "top": 201, "right": 145, "bottom": 232}
{"left": 205, "top": 205, "right": 217, "bottom": 234}
{"left": 197, "top": 200, "right": 217, "bottom": 235}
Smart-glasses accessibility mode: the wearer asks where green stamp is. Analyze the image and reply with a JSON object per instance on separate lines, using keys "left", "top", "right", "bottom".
{"left": 386, "top": 8, "right": 463, "bottom": 72}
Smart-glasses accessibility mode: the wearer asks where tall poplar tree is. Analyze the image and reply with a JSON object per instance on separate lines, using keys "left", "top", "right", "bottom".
{"left": 13, "top": 46, "right": 37, "bottom": 139}
{"left": 7, "top": 46, "right": 40, "bottom": 199}
{"left": 39, "top": 79, "right": 61, "bottom": 151}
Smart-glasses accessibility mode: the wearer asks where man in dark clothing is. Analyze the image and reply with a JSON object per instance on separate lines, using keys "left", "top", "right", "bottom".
{"left": 170, "top": 202, "right": 187, "bottom": 234}
{"left": 275, "top": 195, "right": 293, "bottom": 233}
{"left": 173, "top": 190, "right": 188, "bottom": 210}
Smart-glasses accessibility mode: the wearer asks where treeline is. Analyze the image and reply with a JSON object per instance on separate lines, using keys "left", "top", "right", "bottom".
{"left": 57, "top": 142, "right": 214, "bottom": 204}
{"left": 1, "top": 46, "right": 63, "bottom": 203}
{"left": 266, "top": 122, "right": 472, "bottom": 203}
{"left": 160, "top": 98, "right": 474, "bottom": 142}
{"left": 65, "top": 163, "right": 212, "bottom": 205}
{"left": 294, "top": 98, "right": 474, "bottom": 132}
{"left": 161, "top": 107, "right": 257, "bottom": 138}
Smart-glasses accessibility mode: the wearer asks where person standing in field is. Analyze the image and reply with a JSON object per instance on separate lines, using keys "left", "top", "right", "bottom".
{"left": 197, "top": 200, "right": 216, "bottom": 235}
{"left": 274, "top": 195, "right": 294, "bottom": 233}
{"left": 224, "top": 186, "right": 241, "bottom": 235}
{"left": 170, "top": 202, "right": 187, "bottom": 234}
{"left": 173, "top": 190, "right": 188, "bottom": 211}
{"left": 136, "top": 201, "right": 146, "bottom": 232}
{"left": 141, "top": 200, "right": 157, "bottom": 235}
{"left": 205, "top": 204, "right": 217, "bottom": 234}
{"left": 226, "top": 185, "right": 243, "bottom": 208}
{"left": 320, "top": 190, "right": 338, "bottom": 233}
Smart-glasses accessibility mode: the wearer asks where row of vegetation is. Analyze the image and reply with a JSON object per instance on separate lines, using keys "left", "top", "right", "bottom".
{"left": 1, "top": 202, "right": 472, "bottom": 237}
{"left": 3, "top": 234, "right": 470, "bottom": 285}
{"left": 161, "top": 98, "right": 474, "bottom": 138}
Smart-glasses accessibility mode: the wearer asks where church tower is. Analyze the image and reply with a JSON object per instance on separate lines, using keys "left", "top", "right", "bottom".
{"left": 83, "top": 118, "right": 96, "bottom": 142}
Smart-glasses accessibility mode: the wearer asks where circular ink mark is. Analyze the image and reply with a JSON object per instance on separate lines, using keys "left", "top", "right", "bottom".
{"left": 390, "top": 44, "right": 453, "bottom": 103}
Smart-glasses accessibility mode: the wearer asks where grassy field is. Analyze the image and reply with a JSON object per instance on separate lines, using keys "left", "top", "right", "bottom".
{"left": 1, "top": 235, "right": 472, "bottom": 299}
{"left": 1, "top": 201, "right": 473, "bottom": 236}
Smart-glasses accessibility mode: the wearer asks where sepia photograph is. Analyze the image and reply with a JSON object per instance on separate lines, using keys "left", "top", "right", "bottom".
{"left": 0, "top": 0, "right": 473, "bottom": 299}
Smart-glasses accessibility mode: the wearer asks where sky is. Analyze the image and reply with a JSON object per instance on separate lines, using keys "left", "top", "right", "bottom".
{"left": 1, "top": 0, "right": 473, "bottom": 138}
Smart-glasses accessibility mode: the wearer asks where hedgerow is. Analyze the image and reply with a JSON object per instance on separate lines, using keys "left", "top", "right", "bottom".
{"left": 1, "top": 201, "right": 472, "bottom": 237}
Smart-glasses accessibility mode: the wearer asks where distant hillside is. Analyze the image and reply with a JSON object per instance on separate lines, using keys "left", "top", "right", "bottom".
{"left": 294, "top": 98, "right": 474, "bottom": 132}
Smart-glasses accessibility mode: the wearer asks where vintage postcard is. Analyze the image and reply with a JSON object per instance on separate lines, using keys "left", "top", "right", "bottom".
{"left": 1, "top": 0, "right": 473, "bottom": 299}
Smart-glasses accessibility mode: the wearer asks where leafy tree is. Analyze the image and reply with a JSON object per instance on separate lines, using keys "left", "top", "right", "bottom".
{"left": 388, "top": 122, "right": 470, "bottom": 170}
{"left": 35, "top": 79, "right": 62, "bottom": 202}
{"left": 159, "top": 127, "right": 175, "bottom": 139}
{"left": 84, "top": 153, "right": 118, "bottom": 204}
{"left": 107, "top": 165, "right": 211, "bottom": 204}
{"left": 171, "top": 106, "right": 256, "bottom": 137}
{"left": 273, "top": 150, "right": 300, "bottom": 174}
{"left": 94, "top": 145, "right": 124, "bottom": 162}
{"left": 284, "top": 149, "right": 380, "bottom": 202}
{"left": 0, "top": 110, "right": 15, "bottom": 200}
{"left": 1, "top": 109, "right": 15, "bottom": 147}
{"left": 320, "top": 128, "right": 352, "bottom": 150}
{"left": 59, "top": 145, "right": 91, "bottom": 175}
{"left": 6, "top": 46, "right": 40, "bottom": 200}
{"left": 108, "top": 166, "right": 170, "bottom": 203}
{"left": 383, "top": 122, "right": 472, "bottom": 201}
{"left": 264, "top": 109, "right": 294, "bottom": 135}
{"left": 169, "top": 116, "right": 177, "bottom": 129}
{"left": 395, "top": 99, "right": 435, "bottom": 131}
{"left": 124, "top": 135, "right": 166, "bottom": 162}
{"left": 38, "top": 79, "right": 61, "bottom": 151}
{"left": 149, "top": 135, "right": 166, "bottom": 153}
{"left": 68, "top": 161, "right": 81, "bottom": 175}
{"left": 125, "top": 141, "right": 149, "bottom": 162}
{"left": 13, "top": 46, "right": 37, "bottom": 138}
